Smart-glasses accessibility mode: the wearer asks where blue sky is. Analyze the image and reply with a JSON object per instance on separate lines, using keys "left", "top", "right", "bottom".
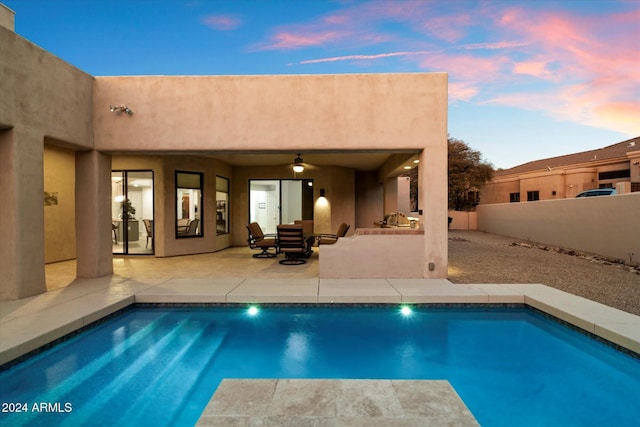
{"left": 3, "top": 0, "right": 639, "bottom": 169}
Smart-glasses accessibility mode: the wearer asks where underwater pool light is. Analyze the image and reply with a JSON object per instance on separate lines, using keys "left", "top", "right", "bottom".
{"left": 400, "top": 305, "right": 413, "bottom": 317}
{"left": 247, "top": 306, "right": 259, "bottom": 316}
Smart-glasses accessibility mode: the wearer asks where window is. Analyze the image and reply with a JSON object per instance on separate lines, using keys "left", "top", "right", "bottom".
{"left": 176, "top": 171, "right": 203, "bottom": 237}
{"left": 527, "top": 191, "right": 539, "bottom": 201}
{"left": 216, "top": 176, "right": 229, "bottom": 235}
{"left": 509, "top": 193, "right": 520, "bottom": 203}
{"left": 598, "top": 169, "right": 630, "bottom": 180}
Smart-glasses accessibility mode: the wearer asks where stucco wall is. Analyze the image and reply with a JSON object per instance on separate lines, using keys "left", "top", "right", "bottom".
{"left": 477, "top": 192, "right": 640, "bottom": 262}
{"left": 44, "top": 144, "right": 76, "bottom": 263}
{"left": 0, "top": 26, "right": 94, "bottom": 299}
{"left": 0, "top": 3, "right": 14, "bottom": 31}
{"left": 355, "top": 171, "right": 384, "bottom": 229}
{"left": 93, "top": 74, "right": 444, "bottom": 152}
{"left": 447, "top": 211, "right": 477, "bottom": 230}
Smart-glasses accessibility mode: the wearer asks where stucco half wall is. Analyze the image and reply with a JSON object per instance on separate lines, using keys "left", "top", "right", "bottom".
{"left": 320, "top": 229, "right": 425, "bottom": 278}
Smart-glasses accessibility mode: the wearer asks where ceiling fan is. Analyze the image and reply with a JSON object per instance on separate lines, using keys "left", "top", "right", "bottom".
{"left": 289, "top": 153, "right": 317, "bottom": 174}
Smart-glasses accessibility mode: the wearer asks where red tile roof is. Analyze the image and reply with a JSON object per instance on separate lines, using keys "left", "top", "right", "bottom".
{"left": 495, "top": 137, "right": 639, "bottom": 176}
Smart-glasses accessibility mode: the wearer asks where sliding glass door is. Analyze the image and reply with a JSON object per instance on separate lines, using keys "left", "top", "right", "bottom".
{"left": 112, "top": 171, "right": 154, "bottom": 254}
{"left": 249, "top": 179, "right": 313, "bottom": 234}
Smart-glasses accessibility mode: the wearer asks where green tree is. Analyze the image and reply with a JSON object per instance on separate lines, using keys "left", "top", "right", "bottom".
{"left": 448, "top": 137, "right": 494, "bottom": 211}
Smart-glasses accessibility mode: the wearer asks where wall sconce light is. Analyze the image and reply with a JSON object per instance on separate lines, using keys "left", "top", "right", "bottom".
{"left": 109, "top": 105, "right": 134, "bottom": 115}
{"left": 320, "top": 188, "right": 326, "bottom": 198}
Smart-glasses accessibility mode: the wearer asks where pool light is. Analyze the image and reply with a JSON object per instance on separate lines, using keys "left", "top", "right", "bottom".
{"left": 247, "top": 305, "right": 259, "bottom": 316}
{"left": 400, "top": 305, "right": 413, "bottom": 317}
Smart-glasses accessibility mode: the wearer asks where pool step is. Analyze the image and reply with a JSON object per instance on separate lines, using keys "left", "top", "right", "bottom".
{"left": 8, "top": 313, "right": 175, "bottom": 426}
{"left": 67, "top": 317, "right": 220, "bottom": 425}
{"left": 122, "top": 324, "right": 229, "bottom": 425}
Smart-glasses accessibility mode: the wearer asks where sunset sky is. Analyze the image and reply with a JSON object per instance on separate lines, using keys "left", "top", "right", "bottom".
{"left": 4, "top": 0, "right": 639, "bottom": 168}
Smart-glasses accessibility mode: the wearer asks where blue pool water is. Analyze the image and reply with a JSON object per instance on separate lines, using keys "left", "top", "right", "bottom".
{"left": 1, "top": 306, "right": 639, "bottom": 426}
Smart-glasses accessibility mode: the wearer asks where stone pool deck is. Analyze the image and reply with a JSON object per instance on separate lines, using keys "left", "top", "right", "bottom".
{"left": 197, "top": 379, "right": 479, "bottom": 426}
{"left": 1, "top": 277, "right": 639, "bottom": 425}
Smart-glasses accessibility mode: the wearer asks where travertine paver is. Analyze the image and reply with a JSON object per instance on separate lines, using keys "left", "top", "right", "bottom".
{"left": 196, "top": 379, "right": 479, "bottom": 426}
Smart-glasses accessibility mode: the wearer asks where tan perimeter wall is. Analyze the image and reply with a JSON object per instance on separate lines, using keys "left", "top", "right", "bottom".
{"left": 477, "top": 192, "right": 640, "bottom": 262}
{"left": 447, "top": 210, "right": 477, "bottom": 230}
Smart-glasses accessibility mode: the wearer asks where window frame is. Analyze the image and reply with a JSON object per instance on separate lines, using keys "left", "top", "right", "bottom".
{"left": 175, "top": 170, "right": 203, "bottom": 238}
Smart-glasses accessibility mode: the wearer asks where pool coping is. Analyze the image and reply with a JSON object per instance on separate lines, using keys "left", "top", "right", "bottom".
{"left": 1, "top": 279, "right": 639, "bottom": 367}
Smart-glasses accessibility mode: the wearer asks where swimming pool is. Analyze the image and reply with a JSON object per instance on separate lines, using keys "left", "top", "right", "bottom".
{"left": 1, "top": 306, "right": 638, "bottom": 426}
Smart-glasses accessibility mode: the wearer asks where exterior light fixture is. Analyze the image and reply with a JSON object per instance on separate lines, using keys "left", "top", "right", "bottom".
{"left": 292, "top": 154, "right": 304, "bottom": 173}
{"left": 247, "top": 305, "right": 259, "bottom": 316}
{"left": 319, "top": 188, "right": 326, "bottom": 198}
{"left": 109, "top": 105, "right": 134, "bottom": 115}
{"left": 404, "top": 166, "right": 412, "bottom": 170}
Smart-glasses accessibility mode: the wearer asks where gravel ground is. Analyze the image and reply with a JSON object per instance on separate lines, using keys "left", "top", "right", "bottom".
{"left": 447, "top": 230, "right": 640, "bottom": 316}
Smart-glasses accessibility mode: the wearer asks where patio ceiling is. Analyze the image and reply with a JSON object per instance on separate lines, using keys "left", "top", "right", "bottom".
{"left": 112, "top": 150, "right": 421, "bottom": 172}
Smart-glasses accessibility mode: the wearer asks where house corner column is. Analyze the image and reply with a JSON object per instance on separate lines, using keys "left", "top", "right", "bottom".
{"left": 0, "top": 127, "right": 47, "bottom": 299}
{"left": 76, "top": 150, "right": 113, "bottom": 278}
{"left": 421, "top": 146, "right": 448, "bottom": 278}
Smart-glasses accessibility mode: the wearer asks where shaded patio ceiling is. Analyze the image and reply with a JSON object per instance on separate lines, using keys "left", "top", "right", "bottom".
{"left": 110, "top": 149, "right": 421, "bottom": 172}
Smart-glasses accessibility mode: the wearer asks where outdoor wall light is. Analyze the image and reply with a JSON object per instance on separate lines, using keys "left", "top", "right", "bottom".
{"left": 109, "top": 105, "right": 134, "bottom": 115}
{"left": 320, "top": 188, "right": 326, "bottom": 198}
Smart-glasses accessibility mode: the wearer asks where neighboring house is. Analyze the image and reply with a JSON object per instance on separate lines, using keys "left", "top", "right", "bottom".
{"left": 481, "top": 137, "right": 640, "bottom": 204}
{"left": 0, "top": 6, "right": 448, "bottom": 300}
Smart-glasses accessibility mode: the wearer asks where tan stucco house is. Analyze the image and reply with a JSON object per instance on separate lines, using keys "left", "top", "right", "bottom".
{"left": 481, "top": 137, "right": 640, "bottom": 204}
{"left": 0, "top": 5, "right": 449, "bottom": 300}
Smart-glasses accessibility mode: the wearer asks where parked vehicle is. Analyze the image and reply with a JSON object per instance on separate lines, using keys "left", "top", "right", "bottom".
{"left": 576, "top": 188, "right": 616, "bottom": 197}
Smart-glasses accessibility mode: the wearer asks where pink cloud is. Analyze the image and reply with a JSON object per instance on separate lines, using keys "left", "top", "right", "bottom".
{"left": 419, "top": 14, "right": 472, "bottom": 43}
{"left": 449, "top": 82, "right": 480, "bottom": 102}
{"left": 201, "top": 15, "right": 241, "bottom": 31}
{"left": 488, "top": 6, "right": 640, "bottom": 134}
{"left": 461, "top": 41, "right": 529, "bottom": 50}
{"left": 264, "top": 30, "right": 352, "bottom": 50}
{"left": 420, "top": 52, "right": 510, "bottom": 83}
{"left": 253, "top": 1, "right": 639, "bottom": 135}
{"left": 512, "top": 60, "right": 553, "bottom": 79}
{"left": 255, "top": 0, "right": 437, "bottom": 51}
{"left": 593, "top": 102, "right": 640, "bottom": 135}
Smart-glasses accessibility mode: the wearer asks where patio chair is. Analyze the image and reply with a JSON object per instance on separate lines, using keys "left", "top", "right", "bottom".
{"left": 277, "top": 224, "right": 307, "bottom": 265}
{"left": 318, "top": 223, "right": 350, "bottom": 246}
{"left": 246, "top": 222, "right": 277, "bottom": 258}
{"left": 143, "top": 219, "right": 153, "bottom": 248}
